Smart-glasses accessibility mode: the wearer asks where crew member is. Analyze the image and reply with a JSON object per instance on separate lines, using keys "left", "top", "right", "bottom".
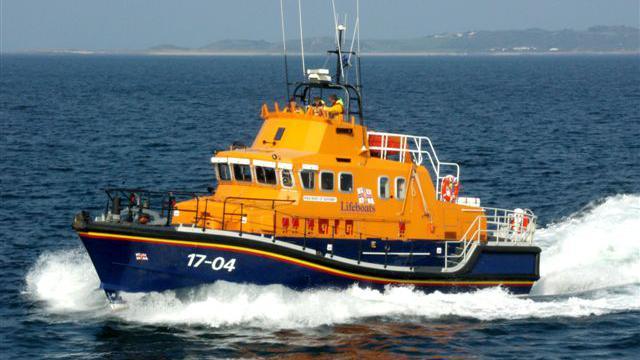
{"left": 284, "top": 97, "right": 302, "bottom": 113}
{"left": 310, "top": 96, "right": 325, "bottom": 116}
{"left": 323, "top": 94, "right": 344, "bottom": 120}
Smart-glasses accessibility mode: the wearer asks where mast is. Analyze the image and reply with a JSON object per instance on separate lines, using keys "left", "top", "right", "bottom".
{"left": 335, "top": 25, "right": 345, "bottom": 84}
{"left": 279, "top": 0, "right": 290, "bottom": 99}
{"left": 355, "top": 0, "right": 362, "bottom": 93}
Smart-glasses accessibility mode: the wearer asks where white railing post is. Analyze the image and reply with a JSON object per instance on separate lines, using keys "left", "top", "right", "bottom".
{"left": 444, "top": 242, "right": 448, "bottom": 270}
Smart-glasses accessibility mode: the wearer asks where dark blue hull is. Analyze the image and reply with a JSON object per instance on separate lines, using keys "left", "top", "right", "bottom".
{"left": 76, "top": 223, "right": 540, "bottom": 297}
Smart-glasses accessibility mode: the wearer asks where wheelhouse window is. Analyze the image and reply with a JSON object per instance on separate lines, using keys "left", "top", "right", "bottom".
{"left": 300, "top": 170, "right": 315, "bottom": 190}
{"left": 232, "top": 164, "right": 252, "bottom": 182}
{"left": 378, "top": 176, "right": 390, "bottom": 199}
{"left": 339, "top": 172, "right": 353, "bottom": 193}
{"left": 216, "top": 163, "right": 231, "bottom": 181}
{"left": 320, "top": 171, "right": 334, "bottom": 191}
{"left": 255, "top": 166, "right": 277, "bottom": 185}
{"left": 281, "top": 169, "right": 294, "bottom": 188}
{"left": 395, "top": 177, "right": 406, "bottom": 200}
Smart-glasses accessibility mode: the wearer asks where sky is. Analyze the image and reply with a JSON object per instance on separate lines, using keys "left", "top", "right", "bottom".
{"left": 1, "top": 0, "right": 639, "bottom": 51}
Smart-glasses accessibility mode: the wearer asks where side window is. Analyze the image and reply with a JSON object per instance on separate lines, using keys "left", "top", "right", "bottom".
{"left": 320, "top": 171, "right": 334, "bottom": 191}
{"left": 395, "top": 177, "right": 406, "bottom": 200}
{"left": 300, "top": 170, "right": 315, "bottom": 190}
{"left": 217, "top": 163, "right": 231, "bottom": 181}
{"left": 281, "top": 169, "right": 294, "bottom": 188}
{"left": 255, "top": 166, "right": 277, "bottom": 185}
{"left": 339, "top": 172, "right": 353, "bottom": 193}
{"left": 232, "top": 164, "right": 252, "bottom": 182}
{"left": 378, "top": 176, "right": 390, "bottom": 199}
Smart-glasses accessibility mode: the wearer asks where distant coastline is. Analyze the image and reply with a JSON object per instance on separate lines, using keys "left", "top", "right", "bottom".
{"left": 5, "top": 25, "right": 638, "bottom": 56}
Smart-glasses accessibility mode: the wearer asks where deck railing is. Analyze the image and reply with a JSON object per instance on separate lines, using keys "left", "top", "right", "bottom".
{"left": 443, "top": 207, "right": 537, "bottom": 271}
{"left": 95, "top": 189, "right": 536, "bottom": 271}
{"left": 221, "top": 196, "right": 296, "bottom": 236}
{"left": 98, "top": 188, "right": 207, "bottom": 226}
{"left": 367, "top": 131, "right": 460, "bottom": 200}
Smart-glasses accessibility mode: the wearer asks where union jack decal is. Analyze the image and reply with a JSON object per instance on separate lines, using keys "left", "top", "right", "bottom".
{"left": 135, "top": 252, "right": 148, "bottom": 261}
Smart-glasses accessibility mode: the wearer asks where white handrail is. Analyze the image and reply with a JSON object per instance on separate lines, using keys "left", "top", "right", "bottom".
{"left": 367, "top": 131, "right": 460, "bottom": 199}
{"left": 443, "top": 207, "right": 537, "bottom": 271}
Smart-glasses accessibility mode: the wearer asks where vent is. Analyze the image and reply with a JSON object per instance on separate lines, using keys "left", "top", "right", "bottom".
{"left": 336, "top": 158, "right": 351, "bottom": 163}
{"left": 336, "top": 127, "right": 353, "bottom": 135}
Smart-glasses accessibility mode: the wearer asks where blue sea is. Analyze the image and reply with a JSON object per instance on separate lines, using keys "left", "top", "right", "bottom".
{"left": 1, "top": 54, "right": 639, "bottom": 358}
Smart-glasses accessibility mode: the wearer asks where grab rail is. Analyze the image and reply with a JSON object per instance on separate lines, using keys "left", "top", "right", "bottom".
{"left": 220, "top": 196, "right": 296, "bottom": 237}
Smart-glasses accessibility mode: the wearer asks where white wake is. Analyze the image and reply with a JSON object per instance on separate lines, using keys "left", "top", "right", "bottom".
{"left": 532, "top": 194, "right": 640, "bottom": 295}
{"left": 25, "top": 194, "right": 640, "bottom": 328}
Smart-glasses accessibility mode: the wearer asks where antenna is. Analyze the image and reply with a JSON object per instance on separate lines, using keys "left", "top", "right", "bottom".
{"left": 279, "top": 0, "right": 290, "bottom": 99}
{"left": 347, "top": 12, "right": 357, "bottom": 68}
{"left": 297, "top": 0, "right": 306, "bottom": 76}
{"left": 330, "top": 0, "right": 345, "bottom": 84}
{"left": 355, "top": 0, "right": 362, "bottom": 92}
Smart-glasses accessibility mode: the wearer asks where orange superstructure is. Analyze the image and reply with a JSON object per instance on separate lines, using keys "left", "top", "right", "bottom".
{"left": 171, "top": 104, "right": 485, "bottom": 243}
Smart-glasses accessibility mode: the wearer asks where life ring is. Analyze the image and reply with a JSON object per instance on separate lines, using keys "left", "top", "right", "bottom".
{"left": 138, "top": 213, "right": 150, "bottom": 224}
{"left": 510, "top": 208, "right": 530, "bottom": 234}
{"left": 440, "top": 175, "right": 459, "bottom": 202}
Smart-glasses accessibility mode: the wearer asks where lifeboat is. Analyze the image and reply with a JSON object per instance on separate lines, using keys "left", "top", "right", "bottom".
{"left": 71, "top": 8, "right": 540, "bottom": 304}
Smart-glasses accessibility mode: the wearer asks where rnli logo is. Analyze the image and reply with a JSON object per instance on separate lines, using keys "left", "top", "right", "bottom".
{"left": 341, "top": 187, "right": 376, "bottom": 213}
{"left": 357, "top": 187, "right": 375, "bottom": 205}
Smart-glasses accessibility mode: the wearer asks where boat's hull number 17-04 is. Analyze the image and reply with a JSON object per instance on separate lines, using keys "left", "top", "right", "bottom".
{"left": 186, "top": 253, "right": 237, "bottom": 272}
